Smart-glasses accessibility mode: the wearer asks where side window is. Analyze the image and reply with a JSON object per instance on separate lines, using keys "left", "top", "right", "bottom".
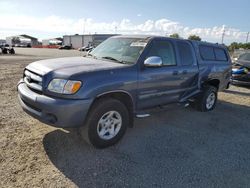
{"left": 147, "top": 40, "right": 176, "bottom": 66}
{"left": 200, "top": 46, "right": 215, "bottom": 60}
{"left": 177, "top": 41, "right": 194, "bottom": 65}
{"left": 214, "top": 48, "right": 228, "bottom": 61}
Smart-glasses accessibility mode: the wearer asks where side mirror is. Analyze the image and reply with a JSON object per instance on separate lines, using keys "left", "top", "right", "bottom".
{"left": 144, "top": 56, "right": 163, "bottom": 67}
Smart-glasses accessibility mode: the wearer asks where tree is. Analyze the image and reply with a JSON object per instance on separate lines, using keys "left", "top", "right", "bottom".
{"left": 227, "top": 42, "right": 250, "bottom": 52}
{"left": 169, "top": 33, "right": 180, "bottom": 39}
{"left": 188, "top": 35, "right": 201, "bottom": 41}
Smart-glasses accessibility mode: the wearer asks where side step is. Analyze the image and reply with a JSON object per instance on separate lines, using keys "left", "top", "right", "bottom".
{"left": 177, "top": 102, "right": 190, "bottom": 108}
{"left": 136, "top": 113, "right": 150, "bottom": 118}
{"left": 135, "top": 102, "right": 190, "bottom": 118}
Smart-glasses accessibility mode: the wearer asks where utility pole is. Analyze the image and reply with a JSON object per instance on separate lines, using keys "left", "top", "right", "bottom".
{"left": 246, "top": 32, "right": 249, "bottom": 43}
{"left": 115, "top": 26, "right": 117, "bottom": 34}
{"left": 83, "top": 22, "right": 85, "bottom": 35}
{"left": 221, "top": 28, "right": 225, "bottom": 44}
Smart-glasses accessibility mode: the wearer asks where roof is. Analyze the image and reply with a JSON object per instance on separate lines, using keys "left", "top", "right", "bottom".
{"left": 112, "top": 34, "right": 154, "bottom": 39}
{"left": 42, "top": 37, "right": 63, "bottom": 41}
{"left": 112, "top": 35, "right": 224, "bottom": 47}
{"left": 55, "top": 37, "right": 63, "bottom": 41}
{"left": 20, "top": 34, "right": 38, "bottom": 40}
{"left": 63, "top": 34, "right": 118, "bottom": 37}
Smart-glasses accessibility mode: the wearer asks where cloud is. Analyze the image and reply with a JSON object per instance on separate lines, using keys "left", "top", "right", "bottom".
{"left": 0, "top": 15, "right": 248, "bottom": 43}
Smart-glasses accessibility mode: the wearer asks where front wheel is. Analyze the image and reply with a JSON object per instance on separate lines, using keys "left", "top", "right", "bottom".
{"left": 80, "top": 98, "right": 129, "bottom": 148}
{"left": 195, "top": 86, "right": 218, "bottom": 112}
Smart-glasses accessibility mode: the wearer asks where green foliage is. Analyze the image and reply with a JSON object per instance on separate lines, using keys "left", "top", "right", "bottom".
{"left": 188, "top": 35, "right": 201, "bottom": 41}
{"left": 169, "top": 33, "right": 180, "bottom": 39}
{"left": 228, "top": 42, "right": 250, "bottom": 52}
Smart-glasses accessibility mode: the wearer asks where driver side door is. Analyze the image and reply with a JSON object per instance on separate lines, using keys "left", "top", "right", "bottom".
{"left": 137, "top": 39, "right": 184, "bottom": 109}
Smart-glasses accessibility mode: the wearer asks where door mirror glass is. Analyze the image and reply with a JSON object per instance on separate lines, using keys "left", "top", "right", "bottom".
{"left": 144, "top": 56, "right": 163, "bottom": 67}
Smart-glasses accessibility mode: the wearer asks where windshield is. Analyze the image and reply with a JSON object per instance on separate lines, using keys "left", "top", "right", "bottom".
{"left": 89, "top": 37, "right": 148, "bottom": 64}
{"left": 238, "top": 53, "right": 250, "bottom": 61}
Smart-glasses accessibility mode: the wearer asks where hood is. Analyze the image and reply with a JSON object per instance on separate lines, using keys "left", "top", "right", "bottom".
{"left": 26, "top": 56, "right": 128, "bottom": 76}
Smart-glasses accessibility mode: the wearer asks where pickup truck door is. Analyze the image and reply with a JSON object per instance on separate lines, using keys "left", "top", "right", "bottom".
{"left": 137, "top": 39, "right": 188, "bottom": 109}
{"left": 175, "top": 40, "right": 199, "bottom": 102}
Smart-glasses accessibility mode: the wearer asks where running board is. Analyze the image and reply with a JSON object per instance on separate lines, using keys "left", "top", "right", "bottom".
{"left": 179, "top": 90, "right": 201, "bottom": 103}
{"left": 177, "top": 102, "right": 190, "bottom": 108}
{"left": 136, "top": 113, "right": 150, "bottom": 118}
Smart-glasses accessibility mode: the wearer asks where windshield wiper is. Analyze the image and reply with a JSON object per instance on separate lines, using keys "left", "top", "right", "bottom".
{"left": 101, "top": 56, "right": 125, "bottom": 64}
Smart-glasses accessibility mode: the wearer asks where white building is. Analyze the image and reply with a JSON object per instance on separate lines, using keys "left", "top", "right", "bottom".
{"left": 63, "top": 34, "right": 117, "bottom": 49}
{"left": 6, "top": 34, "right": 38, "bottom": 47}
{"left": 0, "top": 39, "right": 6, "bottom": 45}
{"left": 42, "top": 38, "right": 63, "bottom": 46}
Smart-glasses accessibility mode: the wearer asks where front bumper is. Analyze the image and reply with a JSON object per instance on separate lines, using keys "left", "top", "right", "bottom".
{"left": 17, "top": 79, "right": 93, "bottom": 128}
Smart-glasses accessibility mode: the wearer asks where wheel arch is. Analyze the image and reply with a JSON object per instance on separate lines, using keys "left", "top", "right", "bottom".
{"left": 203, "top": 79, "right": 220, "bottom": 90}
{"left": 91, "top": 90, "right": 135, "bottom": 127}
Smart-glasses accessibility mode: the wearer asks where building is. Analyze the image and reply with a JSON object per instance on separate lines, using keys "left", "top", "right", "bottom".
{"left": 63, "top": 34, "right": 117, "bottom": 49}
{"left": 42, "top": 38, "right": 63, "bottom": 46}
{"left": 0, "top": 39, "right": 6, "bottom": 45}
{"left": 6, "top": 34, "right": 38, "bottom": 47}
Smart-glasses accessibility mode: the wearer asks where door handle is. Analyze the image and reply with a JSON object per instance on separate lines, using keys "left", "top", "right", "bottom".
{"left": 173, "top": 70, "right": 179, "bottom": 75}
{"left": 182, "top": 70, "right": 188, "bottom": 74}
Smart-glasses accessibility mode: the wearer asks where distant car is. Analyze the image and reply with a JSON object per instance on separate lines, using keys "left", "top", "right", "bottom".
{"left": 8, "top": 48, "right": 15, "bottom": 54}
{"left": 58, "top": 45, "right": 72, "bottom": 50}
{"left": 78, "top": 45, "right": 94, "bottom": 52}
{"left": 0, "top": 44, "right": 7, "bottom": 54}
{"left": 0, "top": 45, "right": 15, "bottom": 54}
{"left": 231, "top": 53, "right": 250, "bottom": 86}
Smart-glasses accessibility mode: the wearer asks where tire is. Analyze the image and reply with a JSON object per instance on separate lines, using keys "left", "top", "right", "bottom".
{"left": 2, "top": 48, "right": 7, "bottom": 54}
{"left": 9, "top": 48, "right": 15, "bottom": 54}
{"left": 79, "top": 98, "right": 129, "bottom": 148}
{"left": 195, "top": 86, "right": 218, "bottom": 112}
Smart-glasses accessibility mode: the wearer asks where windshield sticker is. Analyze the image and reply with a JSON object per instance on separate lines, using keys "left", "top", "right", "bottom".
{"left": 130, "top": 42, "right": 147, "bottom": 47}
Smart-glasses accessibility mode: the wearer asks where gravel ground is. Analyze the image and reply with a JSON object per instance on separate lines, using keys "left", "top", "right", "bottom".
{"left": 0, "top": 48, "right": 250, "bottom": 188}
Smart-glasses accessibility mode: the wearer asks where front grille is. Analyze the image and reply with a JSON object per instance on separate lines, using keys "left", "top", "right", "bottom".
{"left": 24, "top": 69, "right": 43, "bottom": 93}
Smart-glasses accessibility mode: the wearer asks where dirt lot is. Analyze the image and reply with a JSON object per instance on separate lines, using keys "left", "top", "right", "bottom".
{"left": 0, "top": 48, "right": 250, "bottom": 188}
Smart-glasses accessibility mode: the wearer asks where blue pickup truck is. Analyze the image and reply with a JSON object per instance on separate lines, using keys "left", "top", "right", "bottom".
{"left": 18, "top": 35, "right": 231, "bottom": 148}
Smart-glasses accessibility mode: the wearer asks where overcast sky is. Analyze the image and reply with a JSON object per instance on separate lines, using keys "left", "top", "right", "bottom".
{"left": 0, "top": 0, "right": 249, "bottom": 44}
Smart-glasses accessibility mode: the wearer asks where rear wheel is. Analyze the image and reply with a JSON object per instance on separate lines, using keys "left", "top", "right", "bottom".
{"left": 195, "top": 86, "right": 218, "bottom": 112}
{"left": 80, "top": 98, "right": 129, "bottom": 148}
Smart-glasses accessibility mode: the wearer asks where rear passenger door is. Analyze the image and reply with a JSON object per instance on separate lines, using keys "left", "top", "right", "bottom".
{"left": 175, "top": 41, "right": 199, "bottom": 100}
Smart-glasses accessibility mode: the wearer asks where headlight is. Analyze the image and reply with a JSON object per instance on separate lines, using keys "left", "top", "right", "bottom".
{"left": 48, "top": 79, "right": 82, "bottom": 94}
